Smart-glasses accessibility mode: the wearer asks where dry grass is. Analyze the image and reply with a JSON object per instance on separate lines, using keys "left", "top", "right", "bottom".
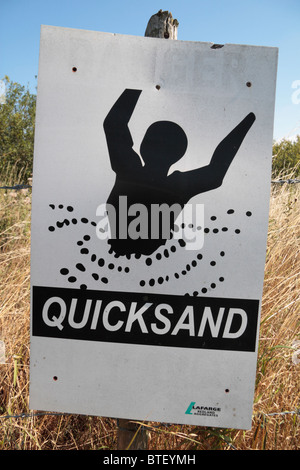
{"left": 0, "top": 175, "right": 299, "bottom": 450}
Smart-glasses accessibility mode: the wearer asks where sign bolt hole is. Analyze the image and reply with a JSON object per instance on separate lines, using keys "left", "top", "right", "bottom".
{"left": 225, "top": 388, "right": 230, "bottom": 393}
{"left": 155, "top": 85, "right": 161, "bottom": 90}
{"left": 246, "top": 81, "right": 252, "bottom": 87}
{"left": 72, "top": 67, "right": 77, "bottom": 73}
{"left": 53, "top": 376, "right": 58, "bottom": 381}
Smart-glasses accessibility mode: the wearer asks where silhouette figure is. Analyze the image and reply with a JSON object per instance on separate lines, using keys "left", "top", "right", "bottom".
{"left": 103, "top": 89, "right": 255, "bottom": 256}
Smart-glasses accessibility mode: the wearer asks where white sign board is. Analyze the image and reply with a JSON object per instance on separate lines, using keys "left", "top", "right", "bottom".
{"left": 30, "top": 25, "right": 278, "bottom": 429}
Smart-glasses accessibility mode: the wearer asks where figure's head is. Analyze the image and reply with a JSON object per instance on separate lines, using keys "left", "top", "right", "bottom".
{"left": 140, "top": 121, "right": 188, "bottom": 171}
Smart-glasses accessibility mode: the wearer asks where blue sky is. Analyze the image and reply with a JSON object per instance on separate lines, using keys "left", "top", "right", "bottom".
{"left": 1, "top": 0, "right": 299, "bottom": 141}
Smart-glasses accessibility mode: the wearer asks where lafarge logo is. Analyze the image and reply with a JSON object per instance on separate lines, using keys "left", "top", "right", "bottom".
{"left": 185, "top": 402, "right": 221, "bottom": 418}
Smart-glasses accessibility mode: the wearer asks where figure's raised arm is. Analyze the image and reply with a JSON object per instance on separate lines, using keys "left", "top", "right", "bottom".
{"left": 208, "top": 112, "right": 256, "bottom": 183}
{"left": 172, "top": 112, "right": 256, "bottom": 198}
{"left": 103, "top": 89, "right": 142, "bottom": 174}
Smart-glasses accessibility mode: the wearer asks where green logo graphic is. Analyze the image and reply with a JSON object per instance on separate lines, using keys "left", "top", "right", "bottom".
{"left": 185, "top": 402, "right": 196, "bottom": 415}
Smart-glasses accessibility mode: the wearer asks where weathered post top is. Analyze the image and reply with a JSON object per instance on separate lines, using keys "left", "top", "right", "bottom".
{"left": 144, "top": 10, "right": 179, "bottom": 39}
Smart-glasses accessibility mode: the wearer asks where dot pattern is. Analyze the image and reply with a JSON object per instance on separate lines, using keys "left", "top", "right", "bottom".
{"left": 48, "top": 203, "right": 253, "bottom": 294}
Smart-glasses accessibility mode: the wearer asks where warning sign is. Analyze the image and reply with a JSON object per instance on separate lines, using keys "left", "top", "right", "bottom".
{"left": 30, "top": 25, "right": 278, "bottom": 429}
{"left": 32, "top": 286, "right": 259, "bottom": 351}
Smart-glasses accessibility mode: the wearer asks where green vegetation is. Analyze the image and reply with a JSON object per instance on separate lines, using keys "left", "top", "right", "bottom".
{"left": 272, "top": 136, "right": 300, "bottom": 178}
{"left": 0, "top": 77, "right": 36, "bottom": 180}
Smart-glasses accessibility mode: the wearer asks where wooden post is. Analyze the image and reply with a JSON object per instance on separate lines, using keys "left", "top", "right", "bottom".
{"left": 145, "top": 10, "right": 179, "bottom": 40}
{"left": 117, "top": 419, "right": 149, "bottom": 450}
{"left": 116, "top": 10, "right": 178, "bottom": 451}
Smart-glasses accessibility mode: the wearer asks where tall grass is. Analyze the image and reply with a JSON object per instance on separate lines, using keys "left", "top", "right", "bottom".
{"left": 0, "top": 170, "right": 299, "bottom": 450}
